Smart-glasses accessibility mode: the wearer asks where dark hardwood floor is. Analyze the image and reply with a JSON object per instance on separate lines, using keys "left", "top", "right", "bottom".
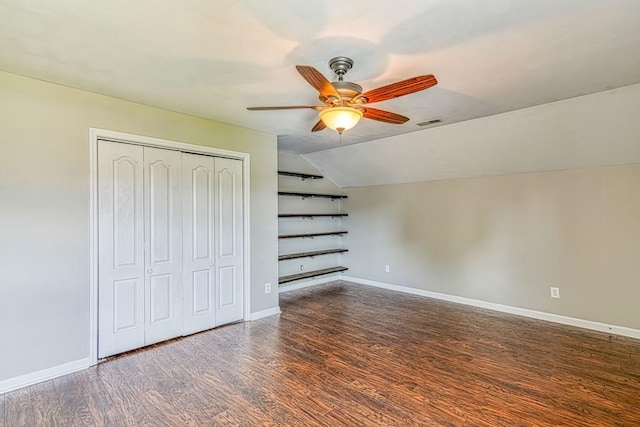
{"left": 2, "top": 281, "right": 640, "bottom": 426}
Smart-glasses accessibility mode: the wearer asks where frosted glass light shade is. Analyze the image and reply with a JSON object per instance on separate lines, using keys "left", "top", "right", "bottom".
{"left": 319, "top": 107, "right": 363, "bottom": 134}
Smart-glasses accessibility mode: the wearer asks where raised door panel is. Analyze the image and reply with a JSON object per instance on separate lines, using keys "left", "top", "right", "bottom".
{"left": 149, "top": 274, "right": 172, "bottom": 322}
{"left": 98, "top": 140, "right": 145, "bottom": 358}
{"left": 217, "top": 168, "right": 237, "bottom": 259}
{"left": 143, "top": 147, "right": 183, "bottom": 345}
{"left": 182, "top": 153, "right": 217, "bottom": 335}
{"left": 218, "top": 266, "right": 236, "bottom": 308}
{"left": 192, "top": 269, "right": 212, "bottom": 314}
{"left": 215, "top": 157, "right": 244, "bottom": 325}
{"left": 192, "top": 166, "right": 213, "bottom": 261}
{"left": 149, "top": 161, "right": 171, "bottom": 264}
{"left": 113, "top": 278, "right": 140, "bottom": 331}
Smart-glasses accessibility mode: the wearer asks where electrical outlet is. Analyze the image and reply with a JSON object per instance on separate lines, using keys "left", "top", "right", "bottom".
{"left": 265, "top": 283, "right": 271, "bottom": 294}
{"left": 550, "top": 287, "right": 560, "bottom": 299}
{"left": 385, "top": 265, "right": 390, "bottom": 273}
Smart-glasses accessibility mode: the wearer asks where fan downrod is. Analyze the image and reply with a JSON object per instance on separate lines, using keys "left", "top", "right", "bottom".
{"left": 329, "top": 56, "right": 354, "bottom": 81}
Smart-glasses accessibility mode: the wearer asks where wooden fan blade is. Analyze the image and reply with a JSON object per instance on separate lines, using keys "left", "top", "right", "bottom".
{"left": 247, "top": 105, "right": 323, "bottom": 111}
{"left": 357, "top": 74, "right": 437, "bottom": 104}
{"left": 296, "top": 65, "right": 341, "bottom": 99}
{"left": 362, "top": 107, "right": 409, "bottom": 124}
{"left": 311, "top": 119, "right": 326, "bottom": 132}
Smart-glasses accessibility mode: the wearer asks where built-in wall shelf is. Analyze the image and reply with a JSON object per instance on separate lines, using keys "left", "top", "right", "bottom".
{"left": 278, "top": 191, "right": 347, "bottom": 200}
{"left": 278, "top": 213, "right": 348, "bottom": 218}
{"left": 279, "top": 266, "right": 348, "bottom": 284}
{"left": 278, "top": 170, "right": 323, "bottom": 180}
{"left": 279, "top": 231, "right": 347, "bottom": 239}
{"left": 279, "top": 248, "right": 349, "bottom": 261}
{"left": 277, "top": 164, "right": 347, "bottom": 287}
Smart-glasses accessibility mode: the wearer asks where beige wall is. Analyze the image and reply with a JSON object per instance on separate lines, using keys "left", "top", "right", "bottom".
{"left": 343, "top": 163, "right": 640, "bottom": 329}
{"left": 0, "top": 71, "right": 279, "bottom": 382}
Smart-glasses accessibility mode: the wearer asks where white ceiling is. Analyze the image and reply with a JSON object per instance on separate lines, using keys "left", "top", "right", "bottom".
{"left": 1, "top": 0, "right": 640, "bottom": 154}
{"left": 304, "top": 83, "right": 640, "bottom": 187}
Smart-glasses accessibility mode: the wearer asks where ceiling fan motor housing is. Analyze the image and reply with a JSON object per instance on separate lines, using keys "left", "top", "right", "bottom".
{"left": 331, "top": 81, "right": 363, "bottom": 100}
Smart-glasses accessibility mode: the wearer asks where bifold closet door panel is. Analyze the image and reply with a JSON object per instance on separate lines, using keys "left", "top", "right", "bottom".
{"left": 182, "top": 153, "right": 217, "bottom": 335}
{"left": 98, "top": 140, "right": 145, "bottom": 358}
{"left": 99, "top": 143, "right": 245, "bottom": 355}
{"left": 215, "top": 157, "right": 244, "bottom": 326}
{"left": 143, "top": 147, "right": 183, "bottom": 345}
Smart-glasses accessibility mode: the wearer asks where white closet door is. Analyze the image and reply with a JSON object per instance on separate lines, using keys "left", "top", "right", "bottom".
{"left": 99, "top": 143, "right": 245, "bottom": 356}
{"left": 182, "top": 153, "right": 216, "bottom": 335}
{"left": 215, "top": 157, "right": 244, "bottom": 325}
{"left": 98, "top": 141, "right": 145, "bottom": 358}
{"left": 143, "top": 147, "right": 183, "bottom": 345}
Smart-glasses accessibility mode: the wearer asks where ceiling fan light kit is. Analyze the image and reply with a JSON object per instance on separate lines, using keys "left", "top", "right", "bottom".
{"left": 247, "top": 56, "right": 437, "bottom": 136}
{"left": 319, "top": 106, "right": 363, "bottom": 134}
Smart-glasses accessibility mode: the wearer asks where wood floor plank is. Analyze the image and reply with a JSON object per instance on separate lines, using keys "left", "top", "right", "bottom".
{"left": 29, "top": 380, "right": 63, "bottom": 425}
{"left": 4, "top": 386, "right": 34, "bottom": 426}
{"left": 52, "top": 373, "right": 96, "bottom": 426}
{"left": 73, "top": 367, "right": 121, "bottom": 426}
{"left": 166, "top": 381, "right": 228, "bottom": 424}
{"left": 0, "top": 392, "right": 5, "bottom": 427}
{"left": 2, "top": 281, "right": 640, "bottom": 425}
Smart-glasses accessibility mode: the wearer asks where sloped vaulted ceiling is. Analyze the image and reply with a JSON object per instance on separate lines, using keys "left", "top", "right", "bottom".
{"left": 303, "top": 83, "right": 640, "bottom": 187}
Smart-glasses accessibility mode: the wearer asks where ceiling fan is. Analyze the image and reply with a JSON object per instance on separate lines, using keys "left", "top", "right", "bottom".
{"left": 247, "top": 57, "right": 438, "bottom": 134}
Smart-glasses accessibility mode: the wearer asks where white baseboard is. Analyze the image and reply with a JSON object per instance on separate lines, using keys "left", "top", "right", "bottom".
{"left": 249, "top": 306, "right": 281, "bottom": 321}
{"left": 278, "top": 275, "right": 340, "bottom": 293}
{"left": 340, "top": 275, "right": 640, "bottom": 340}
{"left": 0, "top": 357, "right": 93, "bottom": 395}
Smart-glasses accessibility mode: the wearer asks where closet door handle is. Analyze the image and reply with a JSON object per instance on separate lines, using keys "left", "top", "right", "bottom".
{"left": 209, "top": 262, "right": 214, "bottom": 267}
{"left": 147, "top": 268, "right": 153, "bottom": 274}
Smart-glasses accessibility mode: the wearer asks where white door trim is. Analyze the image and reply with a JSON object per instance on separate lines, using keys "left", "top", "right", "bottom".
{"left": 89, "top": 128, "right": 251, "bottom": 365}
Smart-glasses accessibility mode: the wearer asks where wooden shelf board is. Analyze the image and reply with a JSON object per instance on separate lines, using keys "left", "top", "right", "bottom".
{"left": 279, "top": 248, "right": 348, "bottom": 261}
{"left": 278, "top": 213, "right": 348, "bottom": 218}
{"left": 278, "top": 170, "right": 323, "bottom": 180}
{"left": 278, "top": 191, "right": 347, "bottom": 200}
{"left": 278, "top": 231, "right": 347, "bottom": 239}
{"left": 279, "top": 266, "right": 348, "bottom": 284}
